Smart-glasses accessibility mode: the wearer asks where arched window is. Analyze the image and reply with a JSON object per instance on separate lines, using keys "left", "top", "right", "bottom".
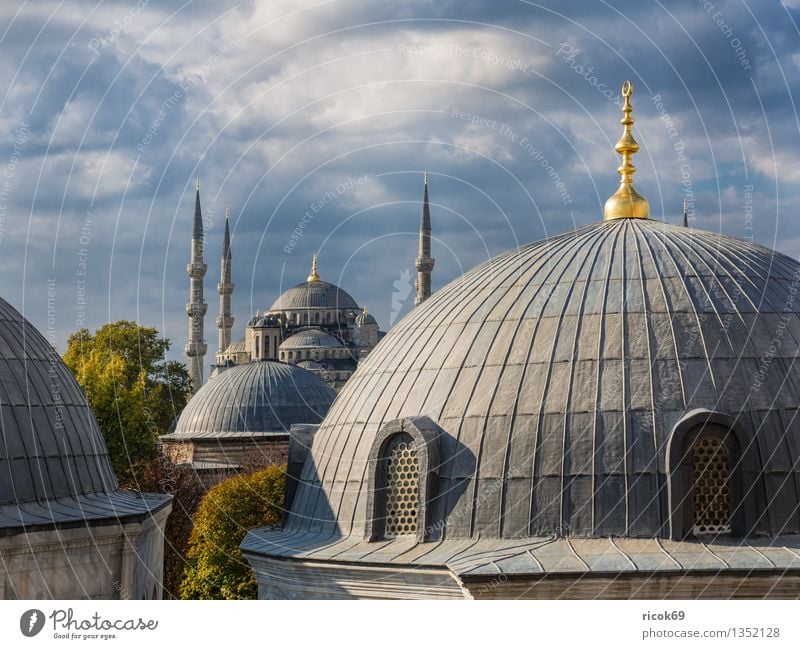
{"left": 264, "top": 336, "right": 270, "bottom": 359}
{"left": 366, "top": 418, "right": 442, "bottom": 542}
{"left": 314, "top": 312, "right": 320, "bottom": 323}
{"left": 383, "top": 435, "right": 419, "bottom": 537}
{"left": 280, "top": 351, "right": 285, "bottom": 360}
{"left": 326, "top": 311, "right": 331, "bottom": 323}
{"left": 255, "top": 337, "right": 260, "bottom": 358}
{"left": 691, "top": 435, "right": 731, "bottom": 536}
{"left": 288, "top": 351, "right": 293, "bottom": 360}
{"left": 303, "top": 312, "right": 309, "bottom": 324}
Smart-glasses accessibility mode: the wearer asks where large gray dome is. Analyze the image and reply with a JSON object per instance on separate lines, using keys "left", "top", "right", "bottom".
{"left": 168, "top": 361, "right": 336, "bottom": 439}
{"left": 280, "top": 328, "right": 345, "bottom": 350}
{"left": 286, "top": 218, "right": 800, "bottom": 540}
{"left": 270, "top": 279, "right": 359, "bottom": 311}
{"left": 0, "top": 297, "right": 168, "bottom": 527}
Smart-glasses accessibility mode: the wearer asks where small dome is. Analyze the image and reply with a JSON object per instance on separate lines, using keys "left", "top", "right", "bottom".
{"left": 251, "top": 315, "right": 281, "bottom": 329}
{"left": 354, "top": 310, "right": 377, "bottom": 325}
{"left": 225, "top": 338, "right": 246, "bottom": 354}
{"left": 166, "top": 361, "right": 335, "bottom": 439}
{"left": 280, "top": 328, "right": 345, "bottom": 350}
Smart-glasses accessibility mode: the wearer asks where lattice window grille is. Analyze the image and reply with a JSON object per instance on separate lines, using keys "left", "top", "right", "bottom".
{"left": 691, "top": 436, "right": 731, "bottom": 536}
{"left": 384, "top": 441, "right": 419, "bottom": 538}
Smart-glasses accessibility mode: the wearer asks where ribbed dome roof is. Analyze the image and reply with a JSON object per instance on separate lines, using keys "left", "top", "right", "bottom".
{"left": 0, "top": 297, "right": 169, "bottom": 527}
{"left": 167, "top": 361, "right": 336, "bottom": 439}
{"left": 280, "top": 328, "right": 344, "bottom": 350}
{"left": 286, "top": 219, "right": 800, "bottom": 540}
{"left": 225, "top": 338, "right": 246, "bottom": 353}
{"left": 270, "top": 279, "right": 359, "bottom": 311}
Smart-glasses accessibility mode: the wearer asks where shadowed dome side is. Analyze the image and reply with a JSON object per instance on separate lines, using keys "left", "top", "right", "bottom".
{"left": 0, "top": 297, "right": 169, "bottom": 526}
{"left": 167, "top": 360, "right": 336, "bottom": 439}
{"left": 284, "top": 218, "right": 800, "bottom": 541}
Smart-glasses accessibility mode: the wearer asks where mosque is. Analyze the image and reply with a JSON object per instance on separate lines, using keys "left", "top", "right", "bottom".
{"left": 163, "top": 173, "right": 436, "bottom": 474}
{"left": 241, "top": 82, "right": 800, "bottom": 599}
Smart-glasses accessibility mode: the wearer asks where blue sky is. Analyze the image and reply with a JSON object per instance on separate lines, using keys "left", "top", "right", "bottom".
{"left": 1, "top": 0, "right": 799, "bottom": 373}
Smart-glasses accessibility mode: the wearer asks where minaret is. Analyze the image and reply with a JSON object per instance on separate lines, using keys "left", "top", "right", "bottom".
{"left": 185, "top": 176, "right": 207, "bottom": 392}
{"left": 414, "top": 170, "right": 435, "bottom": 306}
{"left": 216, "top": 206, "right": 234, "bottom": 360}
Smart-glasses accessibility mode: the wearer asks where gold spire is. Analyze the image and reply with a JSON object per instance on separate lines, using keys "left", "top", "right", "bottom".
{"left": 225, "top": 204, "right": 230, "bottom": 220}
{"left": 363, "top": 306, "right": 368, "bottom": 316}
{"left": 307, "top": 253, "right": 320, "bottom": 282}
{"left": 603, "top": 81, "right": 649, "bottom": 220}
{"left": 195, "top": 175, "right": 200, "bottom": 191}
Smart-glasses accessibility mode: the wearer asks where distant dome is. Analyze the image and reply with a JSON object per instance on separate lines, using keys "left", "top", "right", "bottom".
{"left": 252, "top": 315, "right": 281, "bottom": 328}
{"left": 285, "top": 219, "right": 800, "bottom": 540}
{"left": 270, "top": 279, "right": 359, "bottom": 311}
{"left": 0, "top": 297, "right": 168, "bottom": 521}
{"left": 355, "top": 311, "right": 377, "bottom": 325}
{"left": 281, "top": 328, "right": 345, "bottom": 350}
{"left": 225, "top": 338, "right": 246, "bottom": 353}
{"left": 166, "top": 361, "right": 336, "bottom": 439}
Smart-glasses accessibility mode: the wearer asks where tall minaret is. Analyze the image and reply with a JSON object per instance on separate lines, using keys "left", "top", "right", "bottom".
{"left": 185, "top": 176, "right": 207, "bottom": 392}
{"left": 414, "top": 170, "right": 435, "bottom": 306}
{"left": 216, "top": 206, "right": 234, "bottom": 359}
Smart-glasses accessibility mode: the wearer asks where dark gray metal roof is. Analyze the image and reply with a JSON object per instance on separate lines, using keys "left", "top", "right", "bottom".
{"left": 0, "top": 297, "right": 170, "bottom": 528}
{"left": 280, "top": 328, "right": 345, "bottom": 350}
{"left": 270, "top": 280, "right": 359, "bottom": 311}
{"left": 163, "top": 360, "right": 336, "bottom": 440}
{"left": 281, "top": 218, "right": 800, "bottom": 541}
{"left": 241, "top": 530, "right": 800, "bottom": 577}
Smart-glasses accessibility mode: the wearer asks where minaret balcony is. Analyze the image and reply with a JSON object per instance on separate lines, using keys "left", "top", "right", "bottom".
{"left": 217, "top": 282, "right": 234, "bottom": 295}
{"left": 185, "top": 303, "right": 208, "bottom": 317}
{"left": 186, "top": 263, "right": 208, "bottom": 277}
{"left": 184, "top": 342, "right": 207, "bottom": 356}
{"left": 415, "top": 258, "right": 435, "bottom": 272}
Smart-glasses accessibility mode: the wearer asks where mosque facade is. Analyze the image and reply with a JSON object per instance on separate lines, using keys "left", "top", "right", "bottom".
{"left": 241, "top": 82, "right": 800, "bottom": 599}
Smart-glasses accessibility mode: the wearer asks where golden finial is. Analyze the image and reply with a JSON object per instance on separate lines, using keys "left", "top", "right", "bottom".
{"left": 603, "top": 81, "right": 649, "bottom": 220}
{"left": 424, "top": 169, "right": 428, "bottom": 185}
{"left": 307, "top": 253, "right": 320, "bottom": 282}
{"left": 363, "top": 307, "right": 368, "bottom": 316}
{"left": 195, "top": 175, "right": 200, "bottom": 191}
{"left": 225, "top": 204, "right": 230, "bottom": 220}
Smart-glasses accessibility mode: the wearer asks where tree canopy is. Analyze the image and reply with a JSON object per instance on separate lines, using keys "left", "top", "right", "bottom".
{"left": 180, "top": 466, "right": 285, "bottom": 600}
{"left": 63, "top": 320, "right": 191, "bottom": 485}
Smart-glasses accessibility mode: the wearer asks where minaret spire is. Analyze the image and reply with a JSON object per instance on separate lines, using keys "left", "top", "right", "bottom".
{"left": 683, "top": 196, "right": 688, "bottom": 228}
{"left": 185, "top": 177, "right": 208, "bottom": 392}
{"left": 216, "top": 205, "right": 234, "bottom": 362}
{"left": 414, "top": 169, "right": 434, "bottom": 306}
{"left": 603, "top": 81, "right": 649, "bottom": 220}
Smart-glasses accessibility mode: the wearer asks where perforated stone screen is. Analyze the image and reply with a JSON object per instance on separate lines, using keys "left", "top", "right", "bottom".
{"left": 691, "top": 436, "right": 731, "bottom": 536}
{"left": 384, "top": 441, "right": 419, "bottom": 538}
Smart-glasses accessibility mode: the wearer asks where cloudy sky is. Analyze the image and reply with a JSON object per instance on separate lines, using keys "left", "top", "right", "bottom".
{"left": 2, "top": 0, "right": 799, "bottom": 373}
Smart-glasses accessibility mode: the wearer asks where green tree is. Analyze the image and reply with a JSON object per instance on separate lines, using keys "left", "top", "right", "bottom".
{"left": 180, "top": 467, "right": 285, "bottom": 600}
{"left": 63, "top": 320, "right": 191, "bottom": 485}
